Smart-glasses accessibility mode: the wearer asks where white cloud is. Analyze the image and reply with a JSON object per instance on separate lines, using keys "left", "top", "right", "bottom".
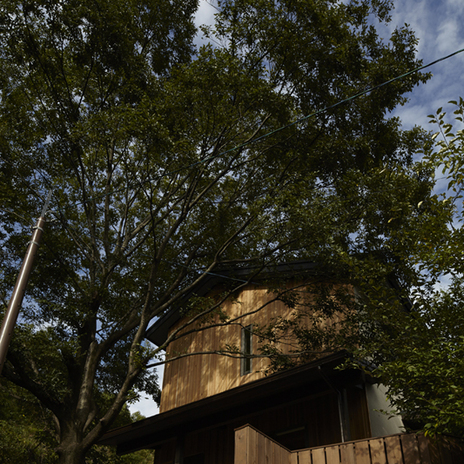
{"left": 436, "top": 19, "right": 461, "bottom": 53}
{"left": 445, "top": 0, "right": 464, "bottom": 16}
{"left": 195, "top": 0, "right": 218, "bottom": 28}
{"left": 381, "top": 0, "right": 464, "bottom": 133}
{"left": 193, "top": 0, "right": 219, "bottom": 47}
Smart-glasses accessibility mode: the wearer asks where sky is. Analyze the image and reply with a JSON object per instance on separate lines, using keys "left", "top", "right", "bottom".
{"left": 381, "top": 0, "right": 464, "bottom": 130}
{"left": 382, "top": 0, "right": 464, "bottom": 195}
{"left": 130, "top": 0, "right": 464, "bottom": 418}
{"left": 195, "top": 0, "right": 464, "bottom": 131}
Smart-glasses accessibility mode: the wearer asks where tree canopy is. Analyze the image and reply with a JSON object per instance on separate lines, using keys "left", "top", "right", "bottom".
{"left": 0, "top": 0, "right": 437, "bottom": 462}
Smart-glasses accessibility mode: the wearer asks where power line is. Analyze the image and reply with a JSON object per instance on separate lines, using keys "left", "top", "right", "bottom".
{"left": 60, "top": 47, "right": 464, "bottom": 209}
{"left": 6, "top": 48, "right": 464, "bottom": 283}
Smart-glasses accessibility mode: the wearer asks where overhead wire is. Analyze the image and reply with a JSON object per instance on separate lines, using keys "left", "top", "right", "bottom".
{"left": 60, "top": 46, "right": 464, "bottom": 209}
{"left": 6, "top": 47, "right": 464, "bottom": 286}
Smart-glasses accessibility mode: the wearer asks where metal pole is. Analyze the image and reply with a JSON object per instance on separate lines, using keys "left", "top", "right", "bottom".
{"left": 318, "top": 365, "right": 347, "bottom": 442}
{"left": 0, "top": 192, "right": 52, "bottom": 376}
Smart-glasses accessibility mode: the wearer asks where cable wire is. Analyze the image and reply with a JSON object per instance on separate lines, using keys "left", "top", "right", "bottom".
{"left": 6, "top": 48, "right": 464, "bottom": 286}
{"left": 63, "top": 47, "right": 464, "bottom": 208}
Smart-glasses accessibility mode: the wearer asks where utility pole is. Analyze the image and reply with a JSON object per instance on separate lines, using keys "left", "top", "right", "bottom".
{"left": 0, "top": 191, "right": 52, "bottom": 376}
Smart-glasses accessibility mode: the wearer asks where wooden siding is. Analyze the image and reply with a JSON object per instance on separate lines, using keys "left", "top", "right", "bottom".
{"left": 161, "top": 283, "right": 349, "bottom": 412}
{"left": 153, "top": 383, "right": 375, "bottom": 464}
{"left": 235, "top": 424, "right": 290, "bottom": 464}
{"left": 234, "top": 425, "right": 464, "bottom": 464}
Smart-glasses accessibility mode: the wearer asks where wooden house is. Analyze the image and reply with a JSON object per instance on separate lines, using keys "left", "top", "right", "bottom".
{"left": 100, "top": 262, "right": 463, "bottom": 464}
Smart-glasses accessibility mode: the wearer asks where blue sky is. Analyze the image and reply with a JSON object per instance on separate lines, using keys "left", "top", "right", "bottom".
{"left": 196, "top": 0, "right": 464, "bottom": 131}
{"left": 382, "top": 0, "right": 464, "bottom": 131}
{"left": 130, "top": 0, "right": 464, "bottom": 418}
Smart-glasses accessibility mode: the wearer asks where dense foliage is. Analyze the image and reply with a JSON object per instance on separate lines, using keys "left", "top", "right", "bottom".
{"left": 0, "top": 0, "right": 437, "bottom": 461}
{"left": 0, "top": 379, "right": 154, "bottom": 463}
{"left": 349, "top": 101, "right": 464, "bottom": 438}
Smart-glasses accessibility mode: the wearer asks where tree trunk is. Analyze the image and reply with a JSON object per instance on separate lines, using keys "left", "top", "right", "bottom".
{"left": 57, "top": 444, "right": 86, "bottom": 464}
{"left": 57, "top": 421, "right": 87, "bottom": 464}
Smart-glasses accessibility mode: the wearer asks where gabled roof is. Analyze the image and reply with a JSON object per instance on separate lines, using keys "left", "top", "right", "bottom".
{"left": 146, "top": 258, "right": 411, "bottom": 347}
{"left": 145, "top": 260, "right": 322, "bottom": 346}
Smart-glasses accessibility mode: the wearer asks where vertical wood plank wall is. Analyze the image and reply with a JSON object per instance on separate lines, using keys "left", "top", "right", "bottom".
{"left": 161, "top": 282, "right": 348, "bottom": 412}
{"left": 234, "top": 426, "right": 464, "bottom": 464}
{"left": 154, "top": 393, "right": 344, "bottom": 464}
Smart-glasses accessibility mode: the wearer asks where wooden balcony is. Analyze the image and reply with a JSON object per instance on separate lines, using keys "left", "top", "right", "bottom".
{"left": 235, "top": 424, "right": 464, "bottom": 464}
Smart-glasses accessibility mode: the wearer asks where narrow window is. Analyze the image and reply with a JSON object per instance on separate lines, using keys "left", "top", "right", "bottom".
{"left": 241, "top": 325, "right": 253, "bottom": 375}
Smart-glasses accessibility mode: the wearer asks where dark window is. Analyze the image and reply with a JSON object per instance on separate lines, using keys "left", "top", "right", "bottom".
{"left": 241, "top": 325, "right": 253, "bottom": 375}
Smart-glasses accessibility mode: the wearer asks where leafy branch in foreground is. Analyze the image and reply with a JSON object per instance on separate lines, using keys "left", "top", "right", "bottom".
{"left": 338, "top": 100, "right": 464, "bottom": 439}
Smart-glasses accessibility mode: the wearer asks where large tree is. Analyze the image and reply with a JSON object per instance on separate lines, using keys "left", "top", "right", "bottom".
{"left": 0, "top": 0, "right": 434, "bottom": 462}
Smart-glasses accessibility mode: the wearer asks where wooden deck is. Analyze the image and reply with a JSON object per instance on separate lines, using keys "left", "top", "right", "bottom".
{"left": 234, "top": 424, "right": 464, "bottom": 464}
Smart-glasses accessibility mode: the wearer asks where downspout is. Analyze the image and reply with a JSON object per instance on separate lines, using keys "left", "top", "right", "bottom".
{"left": 174, "top": 433, "right": 185, "bottom": 464}
{"left": 317, "top": 366, "right": 348, "bottom": 443}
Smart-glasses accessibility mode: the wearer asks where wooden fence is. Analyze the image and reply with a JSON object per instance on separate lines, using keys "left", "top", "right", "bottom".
{"left": 234, "top": 424, "right": 464, "bottom": 464}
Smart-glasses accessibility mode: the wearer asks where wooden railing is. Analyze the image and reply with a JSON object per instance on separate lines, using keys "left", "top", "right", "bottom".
{"left": 234, "top": 424, "right": 464, "bottom": 464}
